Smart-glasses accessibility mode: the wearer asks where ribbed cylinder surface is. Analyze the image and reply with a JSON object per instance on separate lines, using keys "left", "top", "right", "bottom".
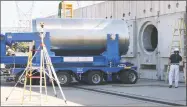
{"left": 32, "top": 18, "right": 130, "bottom": 56}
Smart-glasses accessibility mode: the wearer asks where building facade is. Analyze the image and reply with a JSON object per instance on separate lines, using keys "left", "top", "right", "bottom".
{"left": 49, "top": 1, "right": 187, "bottom": 81}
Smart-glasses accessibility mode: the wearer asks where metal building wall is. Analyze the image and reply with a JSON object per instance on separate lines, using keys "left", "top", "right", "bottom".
{"left": 70, "top": 1, "right": 186, "bottom": 81}
{"left": 73, "top": 1, "right": 186, "bottom": 18}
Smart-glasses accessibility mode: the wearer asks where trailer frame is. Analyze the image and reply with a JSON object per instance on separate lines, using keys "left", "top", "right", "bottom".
{"left": 0, "top": 32, "right": 138, "bottom": 85}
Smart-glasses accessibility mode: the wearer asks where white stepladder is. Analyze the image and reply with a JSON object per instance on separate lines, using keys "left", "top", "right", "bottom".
{"left": 5, "top": 22, "right": 67, "bottom": 106}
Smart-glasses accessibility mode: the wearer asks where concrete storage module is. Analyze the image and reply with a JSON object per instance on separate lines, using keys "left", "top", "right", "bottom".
{"left": 0, "top": 18, "right": 138, "bottom": 85}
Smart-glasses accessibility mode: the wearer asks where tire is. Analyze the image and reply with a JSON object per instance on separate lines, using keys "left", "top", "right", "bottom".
{"left": 112, "top": 73, "right": 120, "bottom": 83}
{"left": 75, "top": 77, "right": 87, "bottom": 84}
{"left": 87, "top": 71, "right": 103, "bottom": 85}
{"left": 15, "top": 71, "right": 28, "bottom": 85}
{"left": 57, "top": 72, "right": 71, "bottom": 86}
{"left": 15, "top": 71, "right": 39, "bottom": 85}
{"left": 77, "top": 80, "right": 88, "bottom": 84}
{"left": 119, "top": 70, "right": 138, "bottom": 84}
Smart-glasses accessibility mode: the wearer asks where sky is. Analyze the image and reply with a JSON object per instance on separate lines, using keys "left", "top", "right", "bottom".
{"left": 1, "top": 1, "right": 104, "bottom": 28}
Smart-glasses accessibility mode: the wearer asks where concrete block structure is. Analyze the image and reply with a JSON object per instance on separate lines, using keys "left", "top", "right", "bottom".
{"left": 48, "top": 1, "right": 186, "bottom": 81}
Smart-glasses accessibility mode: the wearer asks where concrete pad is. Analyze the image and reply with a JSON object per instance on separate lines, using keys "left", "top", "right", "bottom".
{"left": 1, "top": 87, "right": 83, "bottom": 106}
{"left": 112, "top": 79, "right": 186, "bottom": 87}
{"left": 1, "top": 78, "right": 186, "bottom": 106}
{"left": 78, "top": 79, "right": 186, "bottom": 105}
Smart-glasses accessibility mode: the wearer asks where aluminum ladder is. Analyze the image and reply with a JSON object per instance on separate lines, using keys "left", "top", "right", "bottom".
{"left": 165, "top": 18, "right": 186, "bottom": 84}
{"left": 21, "top": 44, "right": 48, "bottom": 105}
{"left": 5, "top": 23, "right": 67, "bottom": 106}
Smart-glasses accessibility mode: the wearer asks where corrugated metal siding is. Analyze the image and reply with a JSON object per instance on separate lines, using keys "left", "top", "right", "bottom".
{"left": 130, "top": 1, "right": 137, "bottom": 19}
{"left": 69, "top": 1, "right": 186, "bottom": 19}
{"left": 176, "top": 1, "right": 186, "bottom": 12}
{"left": 97, "top": 3, "right": 104, "bottom": 18}
{"left": 108, "top": 1, "right": 113, "bottom": 18}
{"left": 116, "top": 1, "right": 123, "bottom": 19}
{"left": 113, "top": 1, "right": 117, "bottom": 19}
{"left": 95, "top": 4, "right": 99, "bottom": 18}
{"left": 123, "top": 1, "right": 130, "bottom": 20}
{"left": 86, "top": 6, "right": 91, "bottom": 18}
{"left": 74, "top": 9, "right": 82, "bottom": 18}
{"left": 47, "top": 1, "right": 186, "bottom": 19}
{"left": 168, "top": 1, "right": 176, "bottom": 14}
{"left": 162, "top": 1, "right": 170, "bottom": 14}
{"left": 144, "top": 1, "right": 151, "bottom": 17}
{"left": 91, "top": 5, "right": 95, "bottom": 18}
{"left": 152, "top": 1, "right": 159, "bottom": 16}
{"left": 82, "top": 7, "right": 87, "bottom": 18}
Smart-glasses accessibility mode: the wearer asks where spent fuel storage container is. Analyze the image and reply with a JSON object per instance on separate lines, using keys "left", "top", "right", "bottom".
{"left": 32, "top": 18, "right": 130, "bottom": 56}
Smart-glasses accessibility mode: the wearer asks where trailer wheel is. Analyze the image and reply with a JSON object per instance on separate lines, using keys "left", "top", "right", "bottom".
{"left": 57, "top": 72, "right": 71, "bottom": 86}
{"left": 120, "top": 70, "right": 138, "bottom": 84}
{"left": 15, "top": 71, "right": 31, "bottom": 85}
{"left": 15, "top": 71, "right": 39, "bottom": 85}
{"left": 87, "top": 71, "right": 103, "bottom": 85}
{"left": 15, "top": 72, "right": 25, "bottom": 85}
{"left": 112, "top": 73, "right": 120, "bottom": 83}
{"left": 75, "top": 78, "right": 87, "bottom": 84}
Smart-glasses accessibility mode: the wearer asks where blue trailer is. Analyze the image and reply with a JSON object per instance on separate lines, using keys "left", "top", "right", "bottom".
{"left": 0, "top": 32, "right": 138, "bottom": 85}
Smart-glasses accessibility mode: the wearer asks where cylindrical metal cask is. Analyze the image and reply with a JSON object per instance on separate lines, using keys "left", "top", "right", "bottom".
{"left": 32, "top": 18, "right": 130, "bottom": 56}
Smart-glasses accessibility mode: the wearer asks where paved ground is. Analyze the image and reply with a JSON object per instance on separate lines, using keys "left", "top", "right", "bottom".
{"left": 1, "top": 78, "right": 186, "bottom": 106}
{"left": 1, "top": 77, "right": 82, "bottom": 106}
{"left": 1, "top": 87, "right": 82, "bottom": 106}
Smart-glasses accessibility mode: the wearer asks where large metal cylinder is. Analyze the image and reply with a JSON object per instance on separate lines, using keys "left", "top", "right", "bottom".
{"left": 32, "top": 18, "right": 130, "bottom": 56}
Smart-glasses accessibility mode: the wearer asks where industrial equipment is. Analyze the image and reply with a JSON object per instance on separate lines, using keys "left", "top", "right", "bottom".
{"left": 0, "top": 19, "right": 138, "bottom": 85}
{"left": 32, "top": 18, "right": 130, "bottom": 56}
{"left": 58, "top": 1, "right": 73, "bottom": 18}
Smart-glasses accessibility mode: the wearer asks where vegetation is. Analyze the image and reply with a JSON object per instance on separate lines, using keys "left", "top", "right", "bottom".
{"left": 11, "top": 42, "right": 29, "bottom": 52}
